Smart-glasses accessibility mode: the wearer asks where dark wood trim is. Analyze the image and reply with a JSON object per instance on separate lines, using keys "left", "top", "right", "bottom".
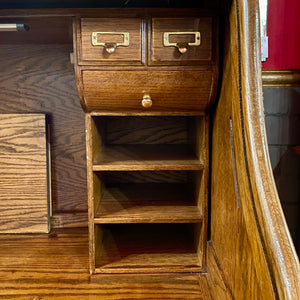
{"left": 262, "top": 70, "right": 300, "bottom": 87}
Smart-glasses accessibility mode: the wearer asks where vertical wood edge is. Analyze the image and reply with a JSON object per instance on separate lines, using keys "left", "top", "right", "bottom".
{"left": 85, "top": 113, "right": 95, "bottom": 274}
{"left": 205, "top": 242, "right": 233, "bottom": 300}
{"left": 200, "top": 115, "right": 210, "bottom": 269}
{"left": 73, "top": 17, "right": 87, "bottom": 111}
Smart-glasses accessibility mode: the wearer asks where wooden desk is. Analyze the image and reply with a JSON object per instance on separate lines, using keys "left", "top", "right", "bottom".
{"left": 0, "top": 1, "right": 299, "bottom": 299}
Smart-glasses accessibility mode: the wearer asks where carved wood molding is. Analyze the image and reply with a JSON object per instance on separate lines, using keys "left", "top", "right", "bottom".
{"left": 262, "top": 70, "right": 300, "bottom": 87}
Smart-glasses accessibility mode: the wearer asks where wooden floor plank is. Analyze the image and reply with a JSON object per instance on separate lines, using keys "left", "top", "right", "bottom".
{"left": 0, "top": 228, "right": 212, "bottom": 299}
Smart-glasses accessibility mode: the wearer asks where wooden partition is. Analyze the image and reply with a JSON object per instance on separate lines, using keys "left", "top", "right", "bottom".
{"left": 208, "top": 0, "right": 300, "bottom": 299}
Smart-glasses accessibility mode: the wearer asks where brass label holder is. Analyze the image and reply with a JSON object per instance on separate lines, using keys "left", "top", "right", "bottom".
{"left": 91, "top": 32, "right": 130, "bottom": 54}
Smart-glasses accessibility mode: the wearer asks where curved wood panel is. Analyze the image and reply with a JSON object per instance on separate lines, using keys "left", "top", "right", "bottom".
{"left": 237, "top": 0, "right": 300, "bottom": 298}
{"left": 210, "top": 0, "right": 300, "bottom": 299}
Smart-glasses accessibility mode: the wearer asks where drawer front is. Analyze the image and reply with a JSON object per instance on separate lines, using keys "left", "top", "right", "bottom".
{"left": 150, "top": 18, "right": 213, "bottom": 65}
{"left": 82, "top": 70, "right": 213, "bottom": 111}
{"left": 80, "top": 18, "right": 143, "bottom": 64}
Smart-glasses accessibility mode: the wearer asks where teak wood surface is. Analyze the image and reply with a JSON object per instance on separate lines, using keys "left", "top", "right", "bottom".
{"left": 0, "top": 1, "right": 299, "bottom": 299}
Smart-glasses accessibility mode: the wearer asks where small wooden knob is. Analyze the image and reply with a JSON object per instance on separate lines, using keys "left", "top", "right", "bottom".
{"left": 142, "top": 94, "right": 152, "bottom": 108}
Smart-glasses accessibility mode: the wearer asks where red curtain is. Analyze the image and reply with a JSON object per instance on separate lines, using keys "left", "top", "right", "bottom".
{"left": 262, "top": 0, "right": 300, "bottom": 69}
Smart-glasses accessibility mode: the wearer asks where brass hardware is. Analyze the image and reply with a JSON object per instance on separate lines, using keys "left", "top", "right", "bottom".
{"left": 142, "top": 94, "right": 152, "bottom": 108}
{"left": 176, "top": 43, "right": 189, "bottom": 54}
{"left": 91, "top": 32, "right": 129, "bottom": 54}
{"left": 163, "top": 31, "right": 201, "bottom": 54}
{"left": 104, "top": 44, "right": 117, "bottom": 54}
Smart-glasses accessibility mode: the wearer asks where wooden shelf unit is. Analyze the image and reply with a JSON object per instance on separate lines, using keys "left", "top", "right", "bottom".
{"left": 86, "top": 115, "right": 208, "bottom": 274}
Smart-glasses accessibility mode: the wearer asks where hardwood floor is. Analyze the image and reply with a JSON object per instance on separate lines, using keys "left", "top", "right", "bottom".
{"left": 0, "top": 228, "right": 212, "bottom": 299}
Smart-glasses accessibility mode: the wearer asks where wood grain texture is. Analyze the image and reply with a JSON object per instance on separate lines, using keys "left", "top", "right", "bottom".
{"left": 211, "top": 1, "right": 275, "bottom": 298}
{"left": 237, "top": 1, "right": 300, "bottom": 299}
{"left": 80, "top": 18, "right": 144, "bottom": 65}
{"left": 99, "top": 170, "right": 193, "bottom": 183}
{"left": 206, "top": 242, "right": 233, "bottom": 300}
{"left": 92, "top": 144, "right": 204, "bottom": 171}
{"left": 82, "top": 70, "right": 213, "bottom": 112}
{"left": 95, "top": 223, "right": 202, "bottom": 273}
{"left": 210, "top": 0, "right": 300, "bottom": 299}
{"left": 86, "top": 104, "right": 206, "bottom": 273}
{"left": 51, "top": 211, "right": 88, "bottom": 228}
{"left": 103, "top": 116, "right": 190, "bottom": 145}
{"left": 150, "top": 17, "right": 213, "bottom": 65}
{"left": 1, "top": 6, "right": 298, "bottom": 299}
{"left": 85, "top": 113, "right": 97, "bottom": 273}
{"left": 0, "top": 41, "right": 87, "bottom": 214}
{"left": 0, "top": 227, "right": 212, "bottom": 299}
{"left": 94, "top": 183, "right": 202, "bottom": 223}
{"left": 194, "top": 115, "right": 209, "bottom": 270}
{"left": 0, "top": 114, "right": 49, "bottom": 233}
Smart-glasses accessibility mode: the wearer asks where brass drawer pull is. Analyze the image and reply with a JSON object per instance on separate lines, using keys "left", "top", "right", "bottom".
{"left": 163, "top": 31, "right": 201, "bottom": 54}
{"left": 142, "top": 94, "right": 152, "bottom": 108}
{"left": 91, "top": 32, "right": 130, "bottom": 54}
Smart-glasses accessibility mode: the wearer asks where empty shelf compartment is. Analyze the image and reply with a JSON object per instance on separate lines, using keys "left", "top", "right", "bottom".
{"left": 94, "top": 223, "right": 203, "bottom": 273}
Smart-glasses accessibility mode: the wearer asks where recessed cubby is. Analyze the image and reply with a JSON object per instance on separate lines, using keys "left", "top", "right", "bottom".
{"left": 94, "top": 223, "right": 203, "bottom": 273}
{"left": 89, "top": 116, "right": 205, "bottom": 170}
{"left": 92, "top": 170, "right": 203, "bottom": 223}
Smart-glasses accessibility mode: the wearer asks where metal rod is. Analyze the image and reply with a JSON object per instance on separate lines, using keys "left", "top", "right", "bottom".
{"left": 0, "top": 24, "right": 30, "bottom": 32}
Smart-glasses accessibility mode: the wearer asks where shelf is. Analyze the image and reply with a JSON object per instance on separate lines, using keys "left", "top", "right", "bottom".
{"left": 92, "top": 144, "right": 203, "bottom": 171}
{"left": 94, "top": 183, "right": 202, "bottom": 223}
{"left": 95, "top": 223, "right": 201, "bottom": 274}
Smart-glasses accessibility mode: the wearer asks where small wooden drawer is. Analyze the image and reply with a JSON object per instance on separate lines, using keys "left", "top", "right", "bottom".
{"left": 150, "top": 18, "right": 213, "bottom": 65}
{"left": 79, "top": 18, "right": 143, "bottom": 65}
{"left": 82, "top": 70, "right": 214, "bottom": 112}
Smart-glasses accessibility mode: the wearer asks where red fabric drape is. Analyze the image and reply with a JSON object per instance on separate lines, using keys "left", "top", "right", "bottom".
{"left": 262, "top": 0, "right": 300, "bottom": 69}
